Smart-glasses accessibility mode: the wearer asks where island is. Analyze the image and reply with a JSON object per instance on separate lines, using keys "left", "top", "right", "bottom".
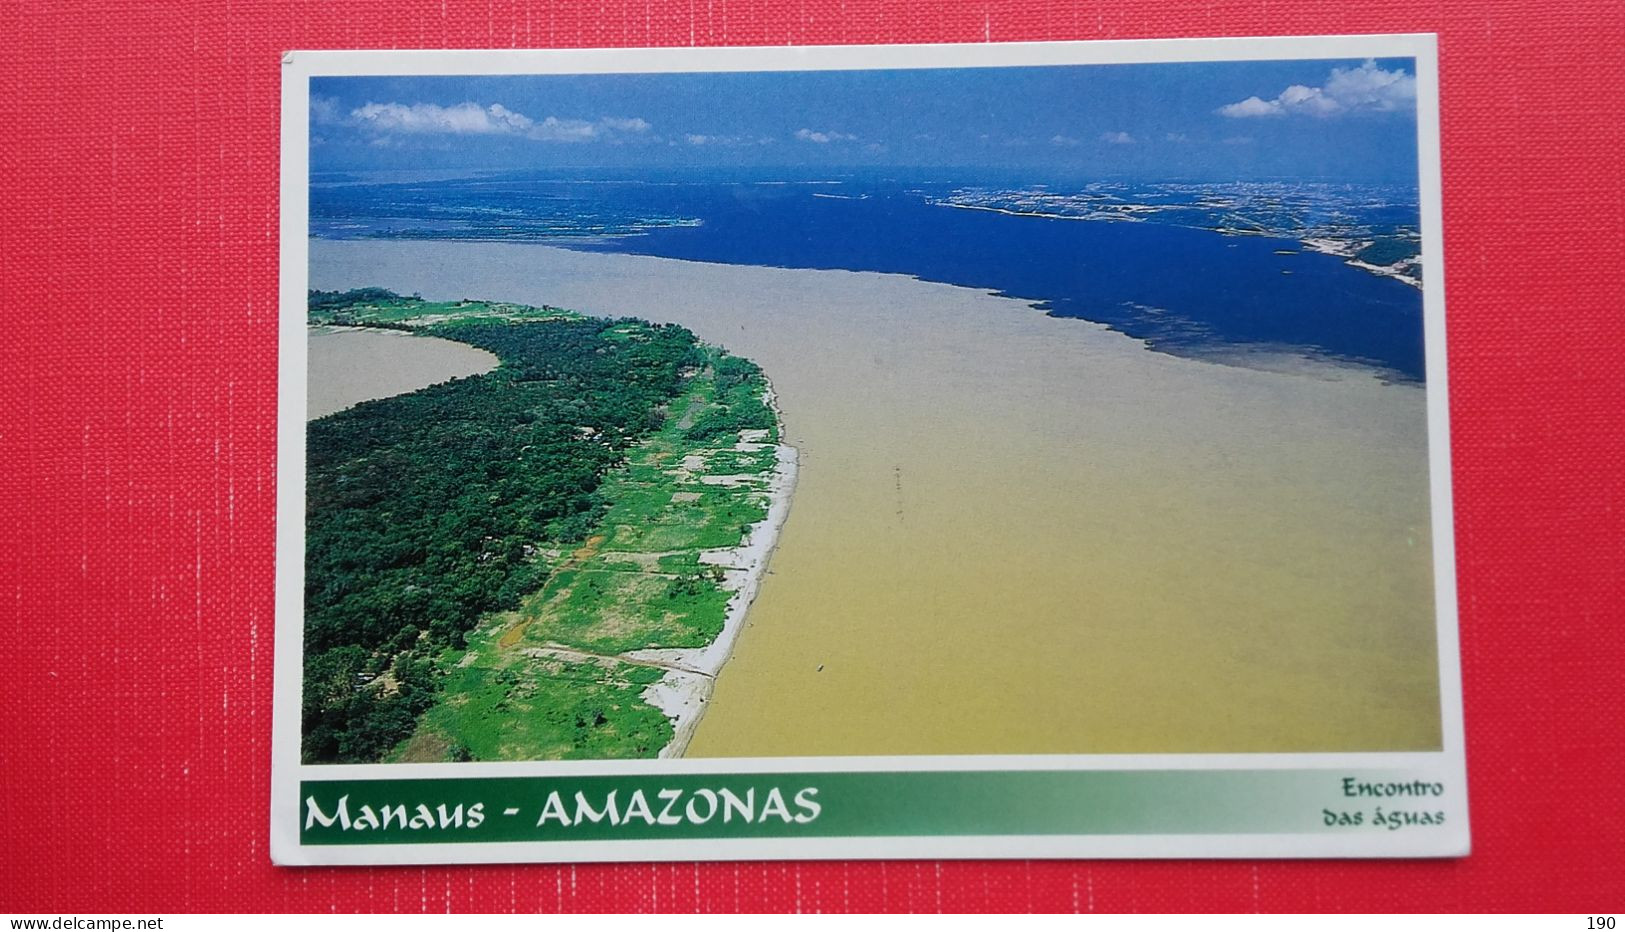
{"left": 300, "top": 289, "right": 797, "bottom": 764}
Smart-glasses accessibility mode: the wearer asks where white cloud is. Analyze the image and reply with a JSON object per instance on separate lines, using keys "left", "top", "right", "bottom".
{"left": 684, "top": 133, "right": 773, "bottom": 147}
{"left": 1050, "top": 134, "right": 1082, "bottom": 147}
{"left": 600, "top": 117, "right": 651, "bottom": 134}
{"left": 794, "top": 128, "right": 856, "bottom": 144}
{"left": 1323, "top": 60, "right": 1417, "bottom": 111}
{"left": 352, "top": 101, "right": 529, "bottom": 134}
{"left": 311, "top": 96, "right": 344, "bottom": 126}
{"left": 348, "top": 101, "right": 650, "bottom": 142}
{"left": 1275, "top": 84, "right": 1342, "bottom": 116}
{"left": 1217, "top": 96, "right": 1283, "bottom": 118}
{"left": 1217, "top": 60, "right": 1416, "bottom": 118}
{"left": 1100, "top": 131, "right": 1135, "bottom": 144}
{"left": 528, "top": 116, "right": 599, "bottom": 142}
{"left": 1164, "top": 132, "right": 1190, "bottom": 143}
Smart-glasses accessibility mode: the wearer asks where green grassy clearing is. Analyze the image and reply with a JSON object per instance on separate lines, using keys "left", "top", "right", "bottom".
{"left": 393, "top": 342, "right": 781, "bottom": 762}
{"left": 395, "top": 620, "right": 672, "bottom": 762}
{"left": 309, "top": 291, "right": 582, "bottom": 328}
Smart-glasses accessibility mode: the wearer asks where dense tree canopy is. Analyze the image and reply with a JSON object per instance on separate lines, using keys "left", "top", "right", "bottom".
{"left": 302, "top": 304, "right": 704, "bottom": 763}
{"left": 308, "top": 287, "right": 421, "bottom": 313}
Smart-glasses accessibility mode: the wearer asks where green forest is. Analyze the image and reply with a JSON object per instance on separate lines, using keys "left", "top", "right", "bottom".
{"left": 302, "top": 292, "right": 707, "bottom": 763}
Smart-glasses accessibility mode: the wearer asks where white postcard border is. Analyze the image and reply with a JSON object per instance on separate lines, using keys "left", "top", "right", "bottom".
{"left": 274, "top": 33, "right": 1466, "bottom": 865}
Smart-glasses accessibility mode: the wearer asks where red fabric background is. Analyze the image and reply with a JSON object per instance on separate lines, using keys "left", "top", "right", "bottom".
{"left": 2, "top": 0, "right": 1621, "bottom": 914}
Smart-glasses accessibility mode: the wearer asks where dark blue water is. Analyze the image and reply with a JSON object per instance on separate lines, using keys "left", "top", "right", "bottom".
{"left": 312, "top": 175, "right": 1426, "bottom": 381}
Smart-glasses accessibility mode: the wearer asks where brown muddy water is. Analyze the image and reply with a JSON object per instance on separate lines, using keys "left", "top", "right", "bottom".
{"left": 307, "top": 326, "right": 498, "bottom": 421}
{"left": 310, "top": 240, "right": 1444, "bottom": 755}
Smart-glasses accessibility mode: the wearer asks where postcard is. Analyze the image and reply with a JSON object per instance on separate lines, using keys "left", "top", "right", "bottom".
{"left": 274, "top": 35, "right": 1468, "bottom": 864}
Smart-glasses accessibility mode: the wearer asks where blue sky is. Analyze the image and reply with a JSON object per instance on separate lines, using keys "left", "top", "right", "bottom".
{"left": 310, "top": 58, "right": 1420, "bottom": 182}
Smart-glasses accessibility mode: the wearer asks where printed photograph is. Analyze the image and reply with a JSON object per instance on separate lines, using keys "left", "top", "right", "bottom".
{"left": 299, "top": 54, "right": 1442, "bottom": 766}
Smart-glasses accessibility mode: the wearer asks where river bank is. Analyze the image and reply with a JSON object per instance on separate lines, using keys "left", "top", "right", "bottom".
{"left": 634, "top": 385, "right": 800, "bottom": 757}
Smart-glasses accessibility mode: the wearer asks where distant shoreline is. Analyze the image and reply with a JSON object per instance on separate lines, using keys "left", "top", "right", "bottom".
{"left": 310, "top": 176, "right": 1426, "bottom": 380}
{"left": 934, "top": 200, "right": 1425, "bottom": 291}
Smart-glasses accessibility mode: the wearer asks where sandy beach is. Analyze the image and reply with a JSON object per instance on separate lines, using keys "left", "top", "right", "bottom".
{"left": 631, "top": 399, "right": 800, "bottom": 758}
{"left": 310, "top": 238, "right": 1443, "bottom": 756}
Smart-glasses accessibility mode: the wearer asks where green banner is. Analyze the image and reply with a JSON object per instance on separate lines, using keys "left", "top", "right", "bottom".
{"left": 299, "top": 769, "right": 1453, "bottom": 845}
